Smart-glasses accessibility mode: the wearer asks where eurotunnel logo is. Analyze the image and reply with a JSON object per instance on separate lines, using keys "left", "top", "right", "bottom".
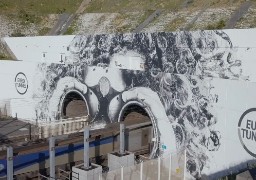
{"left": 238, "top": 108, "right": 256, "bottom": 158}
{"left": 15, "top": 72, "right": 28, "bottom": 95}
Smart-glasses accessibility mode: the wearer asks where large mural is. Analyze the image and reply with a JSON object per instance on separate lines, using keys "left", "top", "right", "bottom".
{"left": 1, "top": 29, "right": 256, "bottom": 179}
{"left": 27, "top": 30, "right": 248, "bottom": 179}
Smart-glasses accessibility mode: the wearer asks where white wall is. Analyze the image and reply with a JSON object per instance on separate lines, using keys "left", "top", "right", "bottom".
{"left": 200, "top": 77, "right": 256, "bottom": 175}
{"left": 3, "top": 35, "right": 75, "bottom": 63}
{"left": 0, "top": 61, "right": 38, "bottom": 119}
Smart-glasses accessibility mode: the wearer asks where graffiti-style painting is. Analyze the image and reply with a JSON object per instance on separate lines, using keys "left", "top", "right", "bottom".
{"left": 21, "top": 30, "right": 249, "bottom": 178}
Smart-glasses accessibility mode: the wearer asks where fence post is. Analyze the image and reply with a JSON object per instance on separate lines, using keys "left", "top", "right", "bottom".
{"left": 121, "top": 166, "right": 124, "bottom": 180}
{"left": 29, "top": 124, "right": 32, "bottom": 140}
{"left": 158, "top": 157, "right": 161, "bottom": 180}
{"left": 84, "top": 126, "right": 90, "bottom": 169}
{"left": 49, "top": 136, "right": 55, "bottom": 179}
{"left": 4, "top": 104, "right": 7, "bottom": 117}
{"left": 183, "top": 149, "right": 187, "bottom": 180}
{"left": 140, "top": 161, "right": 143, "bottom": 180}
{"left": 120, "top": 123, "right": 125, "bottom": 155}
{"left": 168, "top": 153, "right": 172, "bottom": 180}
{"left": 7, "top": 146, "right": 13, "bottom": 180}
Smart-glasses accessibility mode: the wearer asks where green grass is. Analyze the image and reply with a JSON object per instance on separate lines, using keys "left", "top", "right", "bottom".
{"left": 206, "top": 19, "right": 226, "bottom": 30}
{"left": 38, "top": 27, "right": 51, "bottom": 35}
{"left": 0, "top": 53, "right": 12, "bottom": 60}
{"left": 164, "top": 17, "right": 186, "bottom": 31}
{"left": 138, "top": 9, "right": 155, "bottom": 24}
{"left": 84, "top": 0, "right": 245, "bottom": 13}
{"left": 64, "top": 22, "right": 77, "bottom": 35}
{"left": 18, "top": 9, "right": 42, "bottom": 25}
{"left": 0, "top": 53, "right": 7, "bottom": 59}
{"left": 110, "top": 12, "right": 149, "bottom": 33}
{"left": 85, "top": 0, "right": 256, "bottom": 13}
{"left": 85, "top": 0, "right": 184, "bottom": 13}
{"left": 0, "top": 0, "right": 83, "bottom": 14}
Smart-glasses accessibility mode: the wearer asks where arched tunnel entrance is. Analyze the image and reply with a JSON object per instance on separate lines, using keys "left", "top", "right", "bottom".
{"left": 120, "top": 104, "right": 157, "bottom": 157}
{"left": 121, "top": 105, "right": 150, "bottom": 125}
{"left": 61, "top": 91, "right": 88, "bottom": 119}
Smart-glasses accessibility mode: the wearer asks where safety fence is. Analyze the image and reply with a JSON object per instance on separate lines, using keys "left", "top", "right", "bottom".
{"left": 48, "top": 150, "right": 186, "bottom": 180}
{"left": 0, "top": 116, "right": 89, "bottom": 143}
{"left": 37, "top": 116, "right": 89, "bottom": 138}
{"left": 100, "top": 151, "right": 186, "bottom": 180}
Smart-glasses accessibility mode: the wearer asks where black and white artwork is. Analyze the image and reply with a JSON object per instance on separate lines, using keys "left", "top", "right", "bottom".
{"left": 30, "top": 30, "right": 249, "bottom": 178}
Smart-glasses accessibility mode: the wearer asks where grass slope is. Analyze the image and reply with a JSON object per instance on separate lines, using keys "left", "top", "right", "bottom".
{"left": 85, "top": 0, "right": 184, "bottom": 13}
{"left": 84, "top": 0, "right": 248, "bottom": 13}
{"left": 0, "top": 0, "right": 83, "bottom": 14}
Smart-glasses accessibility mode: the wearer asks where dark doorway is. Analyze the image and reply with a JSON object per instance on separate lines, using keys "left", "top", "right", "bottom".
{"left": 61, "top": 92, "right": 88, "bottom": 118}
{"left": 121, "top": 105, "right": 151, "bottom": 126}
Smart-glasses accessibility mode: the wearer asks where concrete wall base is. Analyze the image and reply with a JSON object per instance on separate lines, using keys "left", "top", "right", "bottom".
{"left": 108, "top": 152, "right": 135, "bottom": 171}
{"left": 72, "top": 163, "right": 102, "bottom": 180}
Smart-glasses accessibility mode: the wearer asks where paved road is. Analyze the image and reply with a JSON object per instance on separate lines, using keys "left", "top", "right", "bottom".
{"left": 48, "top": 13, "right": 71, "bottom": 35}
{"left": 48, "top": 0, "right": 92, "bottom": 35}
{"left": 132, "top": 9, "right": 162, "bottom": 33}
{"left": 183, "top": 1, "right": 210, "bottom": 31}
{"left": 225, "top": 1, "right": 252, "bottom": 29}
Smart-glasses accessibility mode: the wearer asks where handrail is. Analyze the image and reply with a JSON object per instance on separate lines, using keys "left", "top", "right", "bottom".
{"left": 38, "top": 116, "right": 89, "bottom": 126}
{"left": 38, "top": 174, "right": 50, "bottom": 179}
{"left": 37, "top": 116, "right": 89, "bottom": 138}
{"left": 71, "top": 170, "right": 79, "bottom": 180}
{"left": 38, "top": 173, "right": 60, "bottom": 180}
{"left": 58, "top": 168, "right": 70, "bottom": 180}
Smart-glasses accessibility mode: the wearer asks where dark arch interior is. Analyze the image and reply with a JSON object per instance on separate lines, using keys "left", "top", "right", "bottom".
{"left": 62, "top": 92, "right": 88, "bottom": 118}
{"left": 121, "top": 104, "right": 151, "bottom": 125}
{"left": 121, "top": 104, "right": 154, "bottom": 155}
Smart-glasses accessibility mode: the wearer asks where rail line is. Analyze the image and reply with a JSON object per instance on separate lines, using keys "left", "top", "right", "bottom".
{"left": 0, "top": 121, "right": 153, "bottom": 179}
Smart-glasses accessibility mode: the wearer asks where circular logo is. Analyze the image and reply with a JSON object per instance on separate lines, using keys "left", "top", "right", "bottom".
{"left": 238, "top": 108, "right": 256, "bottom": 158}
{"left": 15, "top": 72, "right": 28, "bottom": 95}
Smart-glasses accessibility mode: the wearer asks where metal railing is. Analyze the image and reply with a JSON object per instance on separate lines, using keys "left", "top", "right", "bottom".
{"left": 71, "top": 170, "right": 79, "bottom": 180}
{"left": 58, "top": 168, "right": 71, "bottom": 180}
{"left": 100, "top": 151, "right": 186, "bottom": 180}
{"left": 38, "top": 174, "right": 56, "bottom": 180}
{"left": 37, "top": 116, "right": 89, "bottom": 138}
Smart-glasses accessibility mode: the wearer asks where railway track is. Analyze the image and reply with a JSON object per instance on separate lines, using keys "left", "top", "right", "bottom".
{"left": 0, "top": 121, "right": 153, "bottom": 179}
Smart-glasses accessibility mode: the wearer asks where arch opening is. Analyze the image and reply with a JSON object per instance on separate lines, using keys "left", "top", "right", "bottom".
{"left": 119, "top": 103, "right": 158, "bottom": 158}
{"left": 120, "top": 104, "right": 150, "bottom": 124}
{"left": 61, "top": 91, "right": 88, "bottom": 119}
